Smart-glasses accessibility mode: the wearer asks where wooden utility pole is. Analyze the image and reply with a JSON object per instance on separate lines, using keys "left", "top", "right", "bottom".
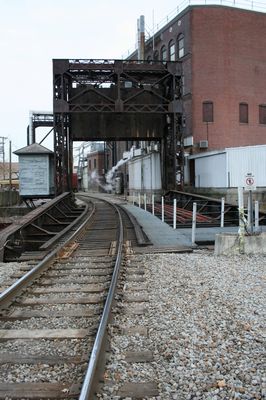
{"left": 0, "top": 136, "right": 8, "bottom": 179}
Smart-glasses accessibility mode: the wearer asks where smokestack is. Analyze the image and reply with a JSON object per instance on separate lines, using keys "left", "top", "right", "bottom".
{"left": 28, "top": 111, "right": 35, "bottom": 144}
{"left": 137, "top": 15, "right": 145, "bottom": 61}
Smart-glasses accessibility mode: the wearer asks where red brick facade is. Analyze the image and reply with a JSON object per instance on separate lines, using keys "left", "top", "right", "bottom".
{"left": 138, "top": 5, "right": 266, "bottom": 152}
{"left": 87, "top": 151, "right": 105, "bottom": 176}
{"left": 191, "top": 6, "right": 266, "bottom": 150}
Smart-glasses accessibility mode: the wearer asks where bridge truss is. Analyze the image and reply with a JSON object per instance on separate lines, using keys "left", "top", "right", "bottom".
{"left": 53, "top": 59, "right": 183, "bottom": 194}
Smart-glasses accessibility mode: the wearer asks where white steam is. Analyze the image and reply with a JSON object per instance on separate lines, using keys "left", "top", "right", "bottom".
{"left": 89, "top": 149, "right": 132, "bottom": 192}
{"left": 105, "top": 157, "right": 129, "bottom": 188}
{"left": 90, "top": 170, "right": 107, "bottom": 191}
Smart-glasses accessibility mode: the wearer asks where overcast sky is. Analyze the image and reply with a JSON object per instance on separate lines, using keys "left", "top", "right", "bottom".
{"left": 0, "top": 0, "right": 265, "bottom": 160}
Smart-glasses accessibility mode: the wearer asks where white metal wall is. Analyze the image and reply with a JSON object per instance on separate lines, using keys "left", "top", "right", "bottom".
{"left": 195, "top": 153, "right": 226, "bottom": 188}
{"left": 192, "top": 145, "right": 266, "bottom": 188}
{"left": 82, "top": 167, "right": 89, "bottom": 191}
{"left": 128, "top": 153, "right": 161, "bottom": 191}
{"left": 227, "top": 145, "right": 266, "bottom": 187}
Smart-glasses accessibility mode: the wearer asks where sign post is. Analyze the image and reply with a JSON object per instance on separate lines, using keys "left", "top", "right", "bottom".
{"left": 244, "top": 173, "right": 256, "bottom": 233}
{"left": 244, "top": 173, "right": 256, "bottom": 192}
{"left": 238, "top": 187, "right": 245, "bottom": 252}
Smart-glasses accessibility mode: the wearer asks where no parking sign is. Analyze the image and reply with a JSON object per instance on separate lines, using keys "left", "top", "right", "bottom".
{"left": 244, "top": 173, "right": 256, "bottom": 191}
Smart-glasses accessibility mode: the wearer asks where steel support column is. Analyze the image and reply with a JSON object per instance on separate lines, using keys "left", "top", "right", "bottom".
{"left": 54, "top": 113, "right": 71, "bottom": 195}
{"left": 53, "top": 59, "right": 183, "bottom": 194}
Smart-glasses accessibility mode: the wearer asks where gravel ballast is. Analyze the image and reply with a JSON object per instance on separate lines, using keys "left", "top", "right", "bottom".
{"left": 0, "top": 250, "right": 265, "bottom": 399}
{"left": 101, "top": 250, "right": 265, "bottom": 400}
{"left": 0, "top": 262, "right": 27, "bottom": 291}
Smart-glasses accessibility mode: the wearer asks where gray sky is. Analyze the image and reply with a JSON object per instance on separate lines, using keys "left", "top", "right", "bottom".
{"left": 0, "top": 0, "right": 265, "bottom": 160}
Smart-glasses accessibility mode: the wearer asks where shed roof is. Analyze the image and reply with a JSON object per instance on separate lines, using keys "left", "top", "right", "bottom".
{"left": 188, "top": 150, "right": 226, "bottom": 160}
{"left": 14, "top": 143, "right": 54, "bottom": 155}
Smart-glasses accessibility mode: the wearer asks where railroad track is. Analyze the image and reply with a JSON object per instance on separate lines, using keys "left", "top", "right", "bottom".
{"left": 94, "top": 251, "right": 160, "bottom": 399}
{"left": 0, "top": 192, "right": 89, "bottom": 262}
{"left": 0, "top": 195, "right": 150, "bottom": 399}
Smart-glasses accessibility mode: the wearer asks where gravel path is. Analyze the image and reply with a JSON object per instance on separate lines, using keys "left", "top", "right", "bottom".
{"left": 101, "top": 250, "right": 265, "bottom": 400}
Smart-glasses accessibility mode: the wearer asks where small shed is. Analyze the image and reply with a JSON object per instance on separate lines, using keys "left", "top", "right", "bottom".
{"left": 14, "top": 143, "right": 54, "bottom": 197}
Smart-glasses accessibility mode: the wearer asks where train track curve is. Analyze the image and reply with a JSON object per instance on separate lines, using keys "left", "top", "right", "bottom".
{"left": 0, "top": 194, "right": 150, "bottom": 399}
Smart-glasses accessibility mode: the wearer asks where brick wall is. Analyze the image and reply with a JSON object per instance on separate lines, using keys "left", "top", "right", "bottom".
{"left": 87, "top": 151, "right": 105, "bottom": 176}
{"left": 191, "top": 6, "right": 266, "bottom": 150}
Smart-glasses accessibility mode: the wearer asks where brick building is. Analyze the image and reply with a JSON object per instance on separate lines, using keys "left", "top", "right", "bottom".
{"left": 125, "top": 4, "right": 266, "bottom": 188}
{"left": 132, "top": 5, "right": 266, "bottom": 150}
{"left": 0, "top": 162, "right": 19, "bottom": 183}
{"left": 86, "top": 149, "right": 106, "bottom": 191}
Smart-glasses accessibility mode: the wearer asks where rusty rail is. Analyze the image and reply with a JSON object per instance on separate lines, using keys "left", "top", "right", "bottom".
{"left": 0, "top": 192, "right": 87, "bottom": 262}
{"left": 0, "top": 197, "right": 95, "bottom": 310}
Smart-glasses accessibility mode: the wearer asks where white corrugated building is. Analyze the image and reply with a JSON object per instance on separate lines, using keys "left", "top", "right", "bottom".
{"left": 128, "top": 153, "right": 161, "bottom": 193}
{"left": 126, "top": 147, "right": 162, "bottom": 194}
{"left": 188, "top": 145, "right": 266, "bottom": 188}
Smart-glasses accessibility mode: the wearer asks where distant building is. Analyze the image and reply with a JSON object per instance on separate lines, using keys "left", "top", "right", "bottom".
{"left": 0, "top": 162, "right": 19, "bottom": 180}
{"left": 0, "top": 162, "right": 19, "bottom": 188}
{"left": 86, "top": 149, "right": 106, "bottom": 191}
{"left": 75, "top": 142, "right": 107, "bottom": 192}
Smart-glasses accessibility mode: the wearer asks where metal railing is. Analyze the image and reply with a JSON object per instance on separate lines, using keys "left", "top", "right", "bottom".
{"left": 122, "top": 0, "right": 266, "bottom": 58}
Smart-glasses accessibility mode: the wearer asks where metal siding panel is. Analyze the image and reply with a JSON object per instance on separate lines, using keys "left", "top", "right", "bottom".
{"left": 143, "top": 157, "right": 150, "bottom": 189}
{"left": 227, "top": 146, "right": 266, "bottom": 187}
{"left": 128, "top": 153, "right": 161, "bottom": 191}
{"left": 83, "top": 168, "right": 88, "bottom": 190}
{"left": 153, "top": 153, "right": 162, "bottom": 190}
{"left": 129, "top": 159, "right": 142, "bottom": 190}
{"left": 195, "top": 153, "right": 226, "bottom": 187}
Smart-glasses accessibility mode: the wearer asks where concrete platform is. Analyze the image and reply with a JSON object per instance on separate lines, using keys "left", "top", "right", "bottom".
{"left": 77, "top": 193, "right": 266, "bottom": 251}
{"left": 122, "top": 203, "right": 191, "bottom": 249}
{"left": 215, "top": 232, "right": 266, "bottom": 255}
{"left": 122, "top": 199, "right": 266, "bottom": 248}
{"left": 122, "top": 203, "right": 244, "bottom": 249}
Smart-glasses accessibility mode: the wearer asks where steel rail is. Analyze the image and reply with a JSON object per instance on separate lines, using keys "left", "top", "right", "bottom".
{"left": 77, "top": 193, "right": 150, "bottom": 246}
{"left": 79, "top": 201, "right": 124, "bottom": 400}
{"left": 0, "top": 199, "right": 95, "bottom": 310}
{"left": 121, "top": 205, "right": 151, "bottom": 246}
{"left": 0, "top": 192, "right": 85, "bottom": 262}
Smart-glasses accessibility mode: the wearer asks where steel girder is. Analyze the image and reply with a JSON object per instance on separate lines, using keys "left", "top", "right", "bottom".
{"left": 53, "top": 59, "right": 183, "bottom": 194}
{"left": 27, "top": 112, "right": 54, "bottom": 146}
{"left": 53, "top": 113, "right": 72, "bottom": 195}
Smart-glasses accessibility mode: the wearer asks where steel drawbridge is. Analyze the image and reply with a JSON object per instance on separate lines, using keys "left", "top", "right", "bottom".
{"left": 53, "top": 59, "right": 183, "bottom": 195}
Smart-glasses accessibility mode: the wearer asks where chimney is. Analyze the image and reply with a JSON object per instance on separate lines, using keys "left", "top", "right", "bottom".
{"left": 137, "top": 15, "right": 145, "bottom": 61}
